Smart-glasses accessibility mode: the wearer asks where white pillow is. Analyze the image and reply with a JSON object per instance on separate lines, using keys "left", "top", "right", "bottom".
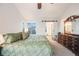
{"left": 0, "top": 34, "right": 5, "bottom": 44}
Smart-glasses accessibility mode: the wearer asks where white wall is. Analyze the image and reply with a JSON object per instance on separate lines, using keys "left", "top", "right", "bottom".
{"left": 15, "top": 3, "right": 68, "bottom": 35}
{"left": 0, "top": 3, "right": 75, "bottom": 35}
{"left": 0, "top": 4, "right": 24, "bottom": 34}
{"left": 0, "top": 3, "right": 47, "bottom": 35}
{"left": 60, "top": 4, "right": 79, "bottom": 34}
{"left": 22, "top": 19, "right": 46, "bottom": 35}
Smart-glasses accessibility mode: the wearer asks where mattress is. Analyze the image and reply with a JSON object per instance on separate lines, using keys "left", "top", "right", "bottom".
{"left": 1, "top": 35, "right": 53, "bottom": 56}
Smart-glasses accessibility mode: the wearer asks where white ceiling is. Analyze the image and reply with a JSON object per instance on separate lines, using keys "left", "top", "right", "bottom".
{"left": 14, "top": 3, "right": 72, "bottom": 21}
{"left": 0, "top": 3, "right": 79, "bottom": 21}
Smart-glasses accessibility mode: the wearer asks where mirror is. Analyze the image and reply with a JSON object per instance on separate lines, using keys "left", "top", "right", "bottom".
{"left": 64, "top": 15, "right": 79, "bottom": 34}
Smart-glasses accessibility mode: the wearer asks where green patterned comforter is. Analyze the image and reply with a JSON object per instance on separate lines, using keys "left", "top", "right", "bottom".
{"left": 1, "top": 35, "right": 53, "bottom": 56}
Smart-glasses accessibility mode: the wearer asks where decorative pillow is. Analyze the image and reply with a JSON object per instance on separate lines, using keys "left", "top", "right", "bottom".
{"left": 3, "top": 32, "right": 22, "bottom": 43}
{"left": 22, "top": 31, "right": 30, "bottom": 40}
{"left": 0, "top": 34, "right": 5, "bottom": 45}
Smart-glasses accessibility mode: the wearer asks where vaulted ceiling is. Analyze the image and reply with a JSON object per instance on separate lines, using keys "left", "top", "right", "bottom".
{"left": 14, "top": 3, "right": 72, "bottom": 21}
{"left": 0, "top": 3, "right": 79, "bottom": 21}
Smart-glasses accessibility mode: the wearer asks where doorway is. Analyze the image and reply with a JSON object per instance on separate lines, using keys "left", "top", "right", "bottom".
{"left": 46, "top": 22, "right": 54, "bottom": 35}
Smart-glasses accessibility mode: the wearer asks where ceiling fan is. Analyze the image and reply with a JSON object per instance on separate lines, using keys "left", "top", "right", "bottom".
{"left": 37, "top": 3, "right": 54, "bottom": 9}
{"left": 37, "top": 3, "right": 42, "bottom": 9}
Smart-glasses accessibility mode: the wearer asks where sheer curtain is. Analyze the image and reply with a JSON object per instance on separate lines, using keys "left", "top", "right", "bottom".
{"left": 46, "top": 22, "right": 54, "bottom": 36}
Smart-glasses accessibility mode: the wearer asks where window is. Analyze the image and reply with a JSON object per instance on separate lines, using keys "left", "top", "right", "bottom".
{"left": 27, "top": 23, "right": 36, "bottom": 34}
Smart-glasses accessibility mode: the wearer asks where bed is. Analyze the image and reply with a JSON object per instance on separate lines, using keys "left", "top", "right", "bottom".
{"left": 0, "top": 35, "right": 53, "bottom": 56}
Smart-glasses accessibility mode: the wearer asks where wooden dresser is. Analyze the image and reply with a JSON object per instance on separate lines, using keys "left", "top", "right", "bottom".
{"left": 58, "top": 33, "right": 79, "bottom": 56}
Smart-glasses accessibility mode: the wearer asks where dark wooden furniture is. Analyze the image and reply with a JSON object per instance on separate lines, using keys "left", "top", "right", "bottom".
{"left": 58, "top": 15, "right": 79, "bottom": 55}
{"left": 0, "top": 46, "right": 3, "bottom": 56}
{"left": 58, "top": 33, "right": 79, "bottom": 56}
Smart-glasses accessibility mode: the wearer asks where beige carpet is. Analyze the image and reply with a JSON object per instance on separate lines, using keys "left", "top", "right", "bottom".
{"left": 46, "top": 36, "right": 75, "bottom": 56}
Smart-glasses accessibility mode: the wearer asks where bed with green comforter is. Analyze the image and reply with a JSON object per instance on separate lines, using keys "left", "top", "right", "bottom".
{"left": 1, "top": 35, "right": 53, "bottom": 56}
